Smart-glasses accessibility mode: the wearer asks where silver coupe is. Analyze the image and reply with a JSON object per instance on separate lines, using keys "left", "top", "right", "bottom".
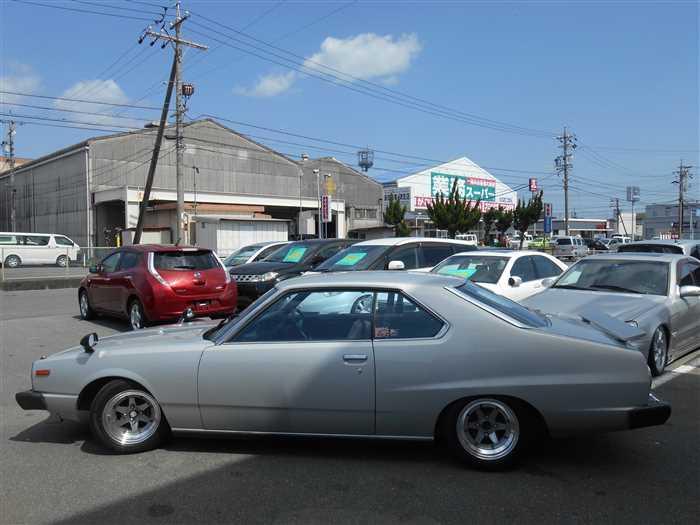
{"left": 16, "top": 272, "right": 670, "bottom": 469}
{"left": 523, "top": 253, "right": 700, "bottom": 376}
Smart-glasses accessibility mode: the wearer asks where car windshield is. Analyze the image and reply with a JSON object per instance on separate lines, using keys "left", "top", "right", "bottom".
{"left": 224, "top": 244, "right": 265, "bottom": 266}
{"left": 433, "top": 255, "right": 509, "bottom": 284}
{"left": 315, "top": 245, "right": 387, "bottom": 271}
{"left": 553, "top": 259, "right": 669, "bottom": 296}
{"left": 203, "top": 287, "right": 279, "bottom": 341}
{"left": 453, "top": 281, "right": 548, "bottom": 328}
{"left": 557, "top": 238, "right": 572, "bottom": 245}
{"left": 154, "top": 250, "right": 218, "bottom": 270}
{"left": 263, "top": 243, "right": 316, "bottom": 263}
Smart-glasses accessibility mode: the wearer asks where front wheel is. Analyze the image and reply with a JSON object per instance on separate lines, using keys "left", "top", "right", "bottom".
{"left": 89, "top": 379, "right": 168, "bottom": 453}
{"left": 443, "top": 397, "right": 525, "bottom": 470}
{"left": 56, "top": 255, "right": 68, "bottom": 267}
{"left": 648, "top": 327, "right": 668, "bottom": 377}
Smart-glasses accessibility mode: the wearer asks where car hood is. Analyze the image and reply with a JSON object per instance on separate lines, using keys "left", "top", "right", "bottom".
{"left": 46, "top": 322, "right": 215, "bottom": 361}
{"left": 523, "top": 288, "right": 666, "bottom": 322}
{"left": 228, "top": 261, "right": 304, "bottom": 275}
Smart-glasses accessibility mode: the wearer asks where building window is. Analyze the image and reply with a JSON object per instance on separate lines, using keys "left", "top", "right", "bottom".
{"left": 354, "top": 208, "right": 376, "bottom": 219}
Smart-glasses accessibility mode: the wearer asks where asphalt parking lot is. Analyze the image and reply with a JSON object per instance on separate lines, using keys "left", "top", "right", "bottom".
{"left": 1, "top": 288, "right": 698, "bottom": 525}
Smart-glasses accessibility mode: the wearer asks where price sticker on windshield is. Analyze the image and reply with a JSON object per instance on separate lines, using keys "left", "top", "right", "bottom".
{"left": 283, "top": 247, "right": 307, "bottom": 263}
{"left": 336, "top": 252, "right": 367, "bottom": 266}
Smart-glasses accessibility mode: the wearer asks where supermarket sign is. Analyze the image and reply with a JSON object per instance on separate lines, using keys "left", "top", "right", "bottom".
{"left": 431, "top": 172, "right": 496, "bottom": 202}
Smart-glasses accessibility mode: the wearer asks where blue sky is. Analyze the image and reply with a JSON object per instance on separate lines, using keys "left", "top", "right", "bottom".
{"left": 1, "top": 0, "right": 698, "bottom": 218}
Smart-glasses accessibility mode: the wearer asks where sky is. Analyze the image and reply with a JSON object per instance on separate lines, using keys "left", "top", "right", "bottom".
{"left": 1, "top": 0, "right": 698, "bottom": 219}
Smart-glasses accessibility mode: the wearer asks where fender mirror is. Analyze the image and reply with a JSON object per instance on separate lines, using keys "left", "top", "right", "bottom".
{"left": 80, "top": 332, "right": 99, "bottom": 353}
{"left": 508, "top": 276, "right": 523, "bottom": 288}
{"left": 541, "top": 278, "right": 555, "bottom": 288}
{"left": 680, "top": 285, "right": 700, "bottom": 298}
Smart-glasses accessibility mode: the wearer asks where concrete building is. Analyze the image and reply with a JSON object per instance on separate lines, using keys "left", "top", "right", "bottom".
{"left": 381, "top": 157, "right": 518, "bottom": 235}
{"left": 642, "top": 201, "right": 700, "bottom": 239}
{"left": 0, "top": 119, "right": 383, "bottom": 249}
{"left": 531, "top": 217, "right": 613, "bottom": 238}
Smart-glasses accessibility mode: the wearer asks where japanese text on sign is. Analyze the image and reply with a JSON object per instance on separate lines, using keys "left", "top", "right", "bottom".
{"left": 430, "top": 172, "right": 496, "bottom": 202}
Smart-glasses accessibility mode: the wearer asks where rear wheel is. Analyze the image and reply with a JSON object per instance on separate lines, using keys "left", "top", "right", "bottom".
{"left": 89, "top": 379, "right": 168, "bottom": 453}
{"left": 56, "top": 255, "right": 68, "bottom": 267}
{"left": 443, "top": 397, "right": 526, "bottom": 470}
{"left": 78, "top": 289, "right": 96, "bottom": 320}
{"left": 128, "top": 299, "right": 148, "bottom": 330}
{"left": 648, "top": 327, "right": 668, "bottom": 377}
{"left": 4, "top": 254, "right": 21, "bottom": 268}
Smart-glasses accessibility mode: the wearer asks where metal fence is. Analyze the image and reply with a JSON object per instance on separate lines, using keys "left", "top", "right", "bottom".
{"left": 0, "top": 246, "right": 118, "bottom": 283}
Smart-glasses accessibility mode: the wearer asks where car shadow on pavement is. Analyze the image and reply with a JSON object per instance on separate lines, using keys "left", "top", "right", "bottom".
{"left": 71, "top": 315, "right": 130, "bottom": 332}
{"left": 10, "top": 416, "right": 90, "bottom": 446}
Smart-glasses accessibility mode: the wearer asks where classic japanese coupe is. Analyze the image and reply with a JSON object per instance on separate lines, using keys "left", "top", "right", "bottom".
{"left": 16, "top": 272, "right": 670, "bottom": 469}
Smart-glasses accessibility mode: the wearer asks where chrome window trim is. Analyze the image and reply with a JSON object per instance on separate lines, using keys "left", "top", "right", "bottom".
{"left": 445, "top": 285, "right": 531, "bottom": 329}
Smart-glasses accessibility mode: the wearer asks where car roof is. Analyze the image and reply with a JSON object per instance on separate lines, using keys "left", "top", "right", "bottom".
{"left": 585, "top": 252, "right": 688, "bottom": 263}
{"left": 451, "top": 250, "right": 549, "bottom": 258}
{"left": 120, "top": 244, "right": 208, "bottom": 253}
{"left": 355, "top": 237, "right": 477, "bottom": 247}
{"left": 627, "top": 239, "right": 699, "bottom": 247}
{"left": 277, "top": 270, "right": 461, "bottom": 290}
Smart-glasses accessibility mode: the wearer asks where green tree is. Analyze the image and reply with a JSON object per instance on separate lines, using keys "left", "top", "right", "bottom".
{"left": 495, "top": 207, "right": 514, "bottom": 246}
{"left": 384, "top": 198, "right": 411, "bottom": 237}
{"left": 426, "top": 180, "right": 482, "bottom": 239}
{"left": 513, "top": 191, "right": 544, "bottom": 250}
{"left": 482, "top": 207, "right": 499, "bottom": 246}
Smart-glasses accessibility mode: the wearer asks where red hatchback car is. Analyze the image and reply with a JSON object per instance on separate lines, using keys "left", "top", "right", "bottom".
{"left": 78, "top": 245, "right": 237, "bottom": 330}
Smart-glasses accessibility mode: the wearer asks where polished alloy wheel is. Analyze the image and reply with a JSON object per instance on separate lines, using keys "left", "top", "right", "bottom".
{"left": 101, "top": 390, "right": 161, "bottom": 446}
{"left": 79, "top": 293, "right": 89, "bottom": 318}
{"left": 130, "top": 302, "right": 143, "bottom": 330}
{"left": 456, "top": 399, "right": 519, "bottom": 461}
{"left": 652, "top": 328, "right": 667, "bottom": 371}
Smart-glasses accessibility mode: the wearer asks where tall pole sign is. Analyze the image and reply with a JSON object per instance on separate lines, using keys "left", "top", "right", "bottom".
{"left": 543, "top": 202, "right": 553, "bottom": 235}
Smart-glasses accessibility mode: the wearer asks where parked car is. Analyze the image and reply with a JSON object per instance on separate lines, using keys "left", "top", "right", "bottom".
{"left": 0, "top": 232, "right": 80, "bottom": 268}
{"left": 583, "top": 238, "right": 610, "bottom": 252}
{"left": 229, "top": 239, "right": 354, "bottom": 309}
{"left": 528, "top": 237, "right": 551, "bottom": 250}
{"left": 617, "top": 239, "right": 700, "bottom": 260}
{"left": 607, "top": 237, "right": 632, "bottom": 250}
{"left": 454, "top": 233, "right": 478, "bottom": 245}
{"left": 222, "top": 241, "right": 289, "bottom": 267}
{"left": 431, "top": 250, "right": 568, "bottom": 301}
{"left": 313, "top": 237, "right": 477, "bottom": 274}
{"left": 523, "top": 253, "right": 700, "bottom": 376}
{"left": 509, "top": 233, "right": 533, "bottom": 250}
{"left": 552, "top": 236, "right": 588, "bottom": 260}
{"left": 78, "top": 245, "right": 237, "bottom": 330}
{"left": 17, "top": 271, "right": 670, "bottom": 469}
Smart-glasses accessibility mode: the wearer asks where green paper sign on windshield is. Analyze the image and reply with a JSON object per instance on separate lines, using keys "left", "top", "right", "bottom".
{"left": 439, "top": 264, "right": 477, "bottom": 279}
{"left": 283, "top": 247, "right": 307, "bottom": 263}
{"left": 336, "top": 252, "right": 368, "bottom": 266}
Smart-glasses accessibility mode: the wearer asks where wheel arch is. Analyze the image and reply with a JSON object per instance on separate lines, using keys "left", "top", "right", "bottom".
{"left": 433, "top": 394, "right": 549, "bottom": 443}
{"left": 77, "top": 375, "right": 155, "bottom": 411}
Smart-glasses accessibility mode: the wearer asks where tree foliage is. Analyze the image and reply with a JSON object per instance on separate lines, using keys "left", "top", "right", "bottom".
{"left": 482, "top": 208, "right": 499, "bottom": 245}
{"left": 513, "top": 191, "right": 544, "bottom": 249}
{"left": 384, "top": 197, "right": 411, "bottom": 237}
{"left": 426, "top": 180, "right": 482, "bottom": 239}
{"left": 495, "top": 207, "right": 514, "bottom": 245}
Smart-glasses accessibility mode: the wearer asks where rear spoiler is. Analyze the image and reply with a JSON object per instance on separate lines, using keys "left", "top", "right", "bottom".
{"left": 578, "top": 306, "right": 646, "bottom": 342}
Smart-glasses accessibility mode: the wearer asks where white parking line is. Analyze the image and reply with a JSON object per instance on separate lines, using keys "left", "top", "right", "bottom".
{"left": 652, "top": 356, "right": 700, "bottom": 389}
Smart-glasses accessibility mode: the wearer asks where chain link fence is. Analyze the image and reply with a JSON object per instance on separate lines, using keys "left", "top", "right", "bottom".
{"left": 0, "top": 247, "right": 118, "bottom": 284}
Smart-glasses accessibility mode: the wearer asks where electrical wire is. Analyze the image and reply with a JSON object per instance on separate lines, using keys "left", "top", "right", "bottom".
{"left": 9, "top": 0, "right": 155, "bottom": 22}
{"left": 0, "top": 91, "right": 161, "bottom": 111}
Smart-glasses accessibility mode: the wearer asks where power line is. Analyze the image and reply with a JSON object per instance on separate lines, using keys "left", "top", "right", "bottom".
{"left": 69, "top": 0, "right": 164, "bottom": 18}
{"left": 0, "top": 112, "right": 137, "bottom": 130}
{"left": 0, "top": 91, "right": 161, "bottom": 111}
{"left": 9, "top": 0, "right": 155, "bottom": 22}
{"left": 0, "top": 102, "right": 149, "bottom": 123}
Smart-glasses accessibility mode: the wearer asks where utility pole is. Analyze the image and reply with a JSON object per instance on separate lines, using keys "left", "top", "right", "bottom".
{"left": 313, "top": 168, "right": 321, "bottom": 239}
{"left": 145, "top": 1, "right": 207, "bottom": 245}
{"left": 673, "top": 161, "right": 693, "bottom": 239}
{"left": 610, "top": 198, "right": 621, "bottom": 236}
{"left": 1, "top": 120, "right": 17, "bottom": 232}
{"left": 555, "top": 127, "right": 576, "bottom": 236}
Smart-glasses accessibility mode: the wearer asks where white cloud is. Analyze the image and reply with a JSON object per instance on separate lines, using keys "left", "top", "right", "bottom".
{"left": 233, "top": 71, "right": 296, "bottom": 98}
{"left": 0, "top": 62, "right": 41, "bottom": 104}
{"left": 235, "top": 33, "right": 421, "bottom": 97}
{"left": 54, "top": 79, "right": 140, "bottom": 128}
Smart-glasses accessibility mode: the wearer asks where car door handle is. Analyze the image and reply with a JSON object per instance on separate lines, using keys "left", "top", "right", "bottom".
{"left": 343, "top": 354, "right": 368, "bottom": 362}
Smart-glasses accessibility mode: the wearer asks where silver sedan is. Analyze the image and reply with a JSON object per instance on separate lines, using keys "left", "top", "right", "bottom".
{"left": 16, "top": 271, "right": 670, "bottom": 470}
{"left": 524, "top": 253, "right": 700, "bottom": 376}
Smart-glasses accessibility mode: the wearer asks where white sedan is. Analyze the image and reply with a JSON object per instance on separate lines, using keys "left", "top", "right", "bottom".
{"left": 431, "top": 250, "right": 568, "bottom": 301}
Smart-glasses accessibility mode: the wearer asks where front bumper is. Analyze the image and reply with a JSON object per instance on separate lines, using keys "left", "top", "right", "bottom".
{"left": 233, "top": 280, "right": 275, "bottom": 309}
{"left": 627, "top": 393, "right": 671, "bottom": 429}
{"left": 16, "top": 390, "right": 46, "bottom": 411}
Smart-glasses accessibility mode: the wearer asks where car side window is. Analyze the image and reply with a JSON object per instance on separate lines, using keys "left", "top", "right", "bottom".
{"left": 692, "top": 246, "right": 700, "bottom": 260}
{"left": 101, "top": 252, "right": 121, "bottom": 273}
{"left": 22, "top": 235, "right": 49, "bottom": 246}
{"left": 0, "top": 235, "right": 17, "bottom": 245}
{"left": 388, "top": 245, "right": 419, "bottom": 269}
{"left": 234, "top": 289, "right": 373, "bottom": 342}
{"left": 374, "top": 292, "right": 443, "bottom": 339}
{"left": 256, "top": 244, "right": 282, "bottom": 261}
{"left": 420, "top": 244, "right": 454, "bottom": 267}
{"left": 54, "top": 236, "right": 74, "bottom": 247}
{"left": 532, "top": 256, "right": 563, "bottom": 279}
{"left": 119, "top": 252, "right": 140, "bottom": 270}
{"left": 679, "top": 261, "right": 700, "bottom": 286}
{"left": 511, "top": 256, "right": 537, "bottom": 282}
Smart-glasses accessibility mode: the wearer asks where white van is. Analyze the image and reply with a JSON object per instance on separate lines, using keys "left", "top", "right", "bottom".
{"left": 454, "top": 233, "right": 478, "bottom": 245}
{"left": 0, "top": 232, "right": 80, "bottom": 268}
{"left": 552, "top": 236, "right": 588, "bottom": 260}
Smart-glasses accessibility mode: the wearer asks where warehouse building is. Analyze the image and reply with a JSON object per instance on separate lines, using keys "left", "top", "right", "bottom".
{"left": 642, "top": 201, "right": 700, "bottom": 239}
{"left": 0, "top": 119, "right": 383, "bottom": 252}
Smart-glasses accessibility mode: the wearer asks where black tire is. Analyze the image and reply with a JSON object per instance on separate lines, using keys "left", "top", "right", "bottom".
{"left": 78, "top": 289, "right": 96, "bottom": 320}
{"left": 4, "top": 254, "right": 21, "bottom": 268}
{"left": 128, "top": 298, "right": 149, "bottom": 331}
{"left": 442, "top": 397, "right": 528, "bottom": 470}
{"left": 89, "top": 379, "right": 168, "bottom": 454}
{"left": 56, "top": 255, "right": 68, "bottom": 267}
{"left": 648, "top": 327, "right": 668, "bottom": 377}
